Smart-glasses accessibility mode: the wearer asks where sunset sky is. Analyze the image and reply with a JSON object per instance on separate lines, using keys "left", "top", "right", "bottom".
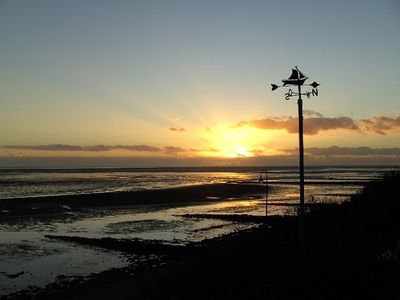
{"left": 1, "top": 0, "right": 400, "bottom": 167}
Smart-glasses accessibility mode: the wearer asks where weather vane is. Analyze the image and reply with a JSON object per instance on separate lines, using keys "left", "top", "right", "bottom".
{"left": 271, "top": 66, "right": 320, "bottom": 100}
{"left": 270, "top": 66, "right": 320, "bottom": 263}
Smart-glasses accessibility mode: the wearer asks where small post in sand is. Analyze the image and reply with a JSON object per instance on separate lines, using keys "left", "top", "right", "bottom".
{"left": 259, "top": 170, "right": 268, "bottom": 218}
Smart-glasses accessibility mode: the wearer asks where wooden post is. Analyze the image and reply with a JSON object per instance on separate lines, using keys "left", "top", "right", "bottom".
{"left": 265, "top": 172, "right": 268, "bottom": 218}
{"left": 297, "top": 84, "right": 305, "bottom": 264}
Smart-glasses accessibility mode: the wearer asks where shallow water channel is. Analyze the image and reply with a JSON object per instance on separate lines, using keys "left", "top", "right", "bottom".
{"left": 0, "top": 197, "right": 270, "bottom": 297}
{"left": 0, "top": 179, "right": 363, "bottom": 297}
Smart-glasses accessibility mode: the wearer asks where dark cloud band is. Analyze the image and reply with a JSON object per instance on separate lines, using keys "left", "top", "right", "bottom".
{"left": 236, "top": 114, "right": 400, "bottom": 135}
{"left": 283, "top": 146, "right": 400, "bottom": 156}
{"left": 169, "top": 127, "right": 186, "bottom": 132}
{"left": 236, "top": 116, "right": 359, "bottom": 135}
{"left": 2, "top": 144, "right": 162, "bottom": 152}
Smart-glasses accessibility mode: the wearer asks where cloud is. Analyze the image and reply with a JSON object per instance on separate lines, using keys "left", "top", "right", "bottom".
{"left": 1, "top": 144, "right": 162, "bottom": 152}
{"left": 169, "top": 127, "right": 186, "bottom": 132}
{"left": 303, "top": 117, "right": 359, "bottom": 135}
{"left": 1, "top": 144, "right": 215, "bottom": 157}
{"left": 116, "top": 145, "right": 161, "bottom": 152}
{"left": 2, "top": 149, "right": 399, "bottom": 168}
{"left": 236, "top": 116, "right": 359, "bottom": 135}
{"left": 164, "top": 146, "right": 186, "bottom": 155}
{"left": 283, "top": 146, "right": 400, "bottom": 157}
{"left": 303, "top": 110, "right": 324, "bottom": 118}
{"left": 360, "top": 115, "right": 400, "bottom": 135}
{"left": 2, "top": 144, "right": 84, "bottom": 151}
{"left": 237, "top": 114, "right": 400, "bottom": 135}
{"left": 189, "top": 147, "right": 219, "bottom": 153}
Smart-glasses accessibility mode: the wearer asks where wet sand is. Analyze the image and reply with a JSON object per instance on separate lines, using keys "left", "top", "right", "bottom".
{"left": 0, "top": 183, "right": 265, "bottom": 217}
{"left": 3, "top": 172, "right": 399, "bottom": 299}
{"left": 0, "top": 183, "right": 268, "bottom": 297}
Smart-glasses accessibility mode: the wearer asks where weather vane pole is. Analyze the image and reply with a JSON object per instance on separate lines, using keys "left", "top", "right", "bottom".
{"left": 270, "top": 66, "right": 320, "bottom": 261}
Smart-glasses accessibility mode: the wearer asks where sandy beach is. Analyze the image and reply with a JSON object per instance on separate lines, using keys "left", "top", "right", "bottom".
{"left": 0, "top": 183, "right": 266, "bottom": 218}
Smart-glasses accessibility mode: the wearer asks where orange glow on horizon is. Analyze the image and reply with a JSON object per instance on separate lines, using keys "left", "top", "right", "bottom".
{"left": 198, "top": 124, "right": 279, "bottom": 158}
{"left": 0, "top": 122, "right": 296, "bottom": 160}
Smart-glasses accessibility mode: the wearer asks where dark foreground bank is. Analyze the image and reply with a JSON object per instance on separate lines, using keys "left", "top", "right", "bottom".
{"left": 4, "top": 171, "right": 400, "bottom": 300}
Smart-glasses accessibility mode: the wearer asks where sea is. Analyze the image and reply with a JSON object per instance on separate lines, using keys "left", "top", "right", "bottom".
{"left": 0, "top": 166, "right": 392, "bottom": 200}
{"left": 0, "top": 166, "right": 397, "bottom": 296}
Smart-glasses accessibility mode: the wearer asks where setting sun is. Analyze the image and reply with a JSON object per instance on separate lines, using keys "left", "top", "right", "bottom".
{"left": 232, "top": 146, "right": 249, "bottom": 157}
{"left": 198, "top": 124, "right": 282, "bottom": 158}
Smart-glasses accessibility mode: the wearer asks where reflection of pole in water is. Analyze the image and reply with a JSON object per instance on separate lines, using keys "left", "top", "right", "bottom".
{"left": 259, "top": 170, "right": 268, "bottom": 218}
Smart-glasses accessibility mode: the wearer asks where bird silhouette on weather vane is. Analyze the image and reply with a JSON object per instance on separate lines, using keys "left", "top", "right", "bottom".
{"left": 271, "top": 66, "right": 320, "bottom": 100}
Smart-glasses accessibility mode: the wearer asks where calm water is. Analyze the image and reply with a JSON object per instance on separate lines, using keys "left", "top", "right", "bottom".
{"left": 0, "top": 166, "right": 390, "bottom": 199}
{"left": 0, "top": 166, "right": 395, "bottom": 296}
